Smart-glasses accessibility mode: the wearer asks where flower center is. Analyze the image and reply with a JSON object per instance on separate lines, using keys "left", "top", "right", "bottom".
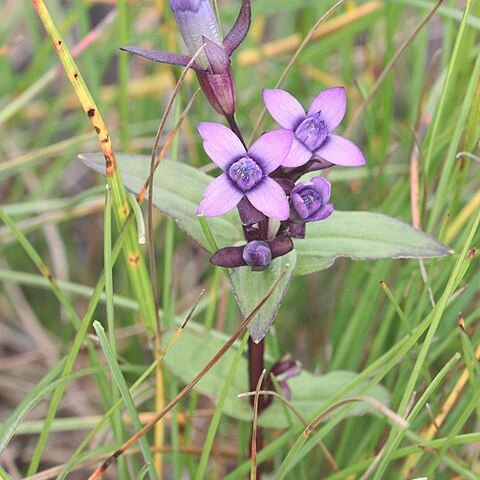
{"left": 294, "top": 111, "right": 328, "bottom": 151}
{"left": 300, "top": 189, "right": 322, "bottom": 214}
{"left": 228, "top": 156, "right": 263, "bottom": 192}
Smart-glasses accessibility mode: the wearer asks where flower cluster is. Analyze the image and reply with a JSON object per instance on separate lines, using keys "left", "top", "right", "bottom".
{"left": 122, "top": 0, "right": 365, "bottom": 271}
{"left": 200, "top": 86, "right": 365, "bottom": 270}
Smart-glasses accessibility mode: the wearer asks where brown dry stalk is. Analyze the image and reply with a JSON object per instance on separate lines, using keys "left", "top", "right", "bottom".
{"left": 32, "top": 0, "right": 117, "bottom": 176}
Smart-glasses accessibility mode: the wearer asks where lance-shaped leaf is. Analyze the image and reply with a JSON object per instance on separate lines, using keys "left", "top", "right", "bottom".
{"left": 294, "top": 211, "right": 452, "bottom": 275}
{"left": 229, "top": 249, "right": 296, "bottom": 342}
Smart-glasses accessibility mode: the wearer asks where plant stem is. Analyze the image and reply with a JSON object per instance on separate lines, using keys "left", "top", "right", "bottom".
{"left": 248, "top": 336, "right": 266, "bottom": 472}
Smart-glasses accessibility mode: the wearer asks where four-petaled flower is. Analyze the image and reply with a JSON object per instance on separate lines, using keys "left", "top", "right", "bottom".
{"left": 263, "top": 87, "right": 366, "bottom": 168}
{"left": 290, "top": 177, "right": 333, "bottom": 222}
{"left": 197, "top": 123, "right": 293, "bottom": 220}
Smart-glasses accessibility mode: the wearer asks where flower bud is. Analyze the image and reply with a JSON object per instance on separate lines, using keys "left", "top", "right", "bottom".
{"left": 170, "top": 0, "right": 222, "bottom": 70}
{"left": 290, "top": 176, "right": 333, "bottom": 222}
{"left": 242, "top": 240, "right": 272, "bottom": 271}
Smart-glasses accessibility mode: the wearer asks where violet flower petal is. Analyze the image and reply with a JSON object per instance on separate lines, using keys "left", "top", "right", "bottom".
{"left": 307, "top": 86, "right": 346, "bottom": 132}
{"left": 246, "top": 177, "right": 289, "bottom": 220}
{"left": 311, "top": 176, "right": 331, "bottom": 203}
{"left": 290, "top": 191, "right": 309, "bottom": 219}
{"left": 197, "top": 173, "right": 244, "bottom": 216}
{"left": 307, "top": 202, "right": 334, "bottom": 222}
{"left": 198, "top": 122, "right": 246, "bottom": 170}
{"left": 263, "top": 89, "right": 305, "bottom": 129}
{"left": 315, "top": 135, "right": 366, "bottom": 167}
{"left": 119, "top": 46, "right": 200, "bottom": 70}
{"left": 281, "top": 137, "right": 313, "bottom": 168}
{"left": 223, "top": 0, "right": 251, "bottom": 56}
{"left": 249, "top": 129, "right": 293, "bottom": 174}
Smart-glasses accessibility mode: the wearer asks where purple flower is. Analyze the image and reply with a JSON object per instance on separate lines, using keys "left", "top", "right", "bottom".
{"left": 263, "top": 87, "right": 366, "bottom": 168}
{"left": 121, "top": 0, "right": 251, "bottom": 118}
{"left": 290, "top": 177, "right": 333, "bottom": 222}
{"left": 197, "top": 123, "right": 293, "bottom": 220}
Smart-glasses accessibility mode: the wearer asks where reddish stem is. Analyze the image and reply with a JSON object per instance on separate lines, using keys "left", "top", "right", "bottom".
{"left": 248, "top": 336, "right": 265, "bottom": 474}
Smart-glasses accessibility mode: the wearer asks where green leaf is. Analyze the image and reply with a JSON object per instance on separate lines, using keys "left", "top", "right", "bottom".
{"left": 230, "top": 250, "right": 296, "bottom": 342}
{"left": 93, "top": 321, "right": 158, "bottom": 480}
{"left": 80, "top": 153, "right": 241, "bottom": 250}
{"left": 294, "top": 211, "right": 452, "bottom": 275}
{"left": 162, "top": 324, "right": 390, "bottom": 429}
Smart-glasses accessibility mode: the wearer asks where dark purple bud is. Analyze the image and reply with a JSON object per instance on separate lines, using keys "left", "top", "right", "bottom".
{"left": 238, "top": 197, "right": 266, "bottom": 226}
{"left": 290, "top": 176, "right": 333, "bottom": 222}
{"left": 242, "top": 240, "right": 272, "bottom": 271}
{"left": 223, "top": 0, "right": 252, "bottom": 56}
{"left": 170, "top": 0, "right": 222, "bottom": 70}
{"left": 269, "top": 235, "right": 294, "bottom": 259}
{"left": 294, "top": 112, "right": 328, "bottom": 151}
{"left": 210, "top": 245, "right": 246, "bottom": 268}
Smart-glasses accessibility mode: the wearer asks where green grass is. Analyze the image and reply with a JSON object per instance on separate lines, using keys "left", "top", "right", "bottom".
{"left": 1, "top": 0, "right": 480, "bottom": 478}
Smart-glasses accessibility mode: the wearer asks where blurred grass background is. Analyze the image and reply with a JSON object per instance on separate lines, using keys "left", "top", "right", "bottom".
{"left": 1, "top": 0, "right": 480, "bottom": 478}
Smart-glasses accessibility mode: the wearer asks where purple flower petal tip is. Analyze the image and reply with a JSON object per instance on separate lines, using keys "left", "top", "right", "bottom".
{"left": 315, "top": 135, "right": 366, "bottom": 167}
{"left": 307, "top": 86, "right": 347, "bottom": 131}
{"left": 198, "top": 122, "right": 246, "bottom": 169}
{"left": 262, "top": 89, "right": 305, "bottom": 130}
{"left": 197, "top": 173, "right": 243, "bottom": 216}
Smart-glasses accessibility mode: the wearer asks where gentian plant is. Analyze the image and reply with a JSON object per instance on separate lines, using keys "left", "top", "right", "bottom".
{"left": 81, "top": 0, "right": 451, "bottom": 472}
